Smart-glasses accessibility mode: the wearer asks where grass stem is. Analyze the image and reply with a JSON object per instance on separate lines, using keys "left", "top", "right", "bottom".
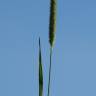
{"left": 47, "top": 47, "right": 52, "bottom": 96}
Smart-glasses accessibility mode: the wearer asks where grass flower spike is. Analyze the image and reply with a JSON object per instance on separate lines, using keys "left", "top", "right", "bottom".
{"left": 49, "top": 0, "right": 56, "bottom": 47}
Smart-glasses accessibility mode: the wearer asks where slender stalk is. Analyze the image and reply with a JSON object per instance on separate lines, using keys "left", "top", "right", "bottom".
{"left": 47, "top": 47, "right": 52, "bottom": 96}
{"left": 48, "top": 0, "right": 56, "bottom": 95}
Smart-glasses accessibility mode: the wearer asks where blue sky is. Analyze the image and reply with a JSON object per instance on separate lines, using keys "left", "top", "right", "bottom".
{"left": 0, "top": 0, "right": 96, "bottom": 96}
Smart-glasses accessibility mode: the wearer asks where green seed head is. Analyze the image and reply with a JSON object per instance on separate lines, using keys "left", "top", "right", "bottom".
{"left": 49, "top": 0, "right": 56, "bottom": 47}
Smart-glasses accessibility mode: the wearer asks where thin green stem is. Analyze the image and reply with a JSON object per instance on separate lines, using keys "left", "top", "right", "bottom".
{"left": 47, "top": 47, "right": 52, "bottom": 96}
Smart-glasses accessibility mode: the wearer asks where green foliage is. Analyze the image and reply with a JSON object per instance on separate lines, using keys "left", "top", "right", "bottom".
{"left": 38, "top": 0, "right": 57, "bottom": 96}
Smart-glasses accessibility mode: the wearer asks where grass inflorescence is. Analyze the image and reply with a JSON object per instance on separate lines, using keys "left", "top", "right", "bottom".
{"left": 49, "top": 0, "right": 57, "bottom": 47}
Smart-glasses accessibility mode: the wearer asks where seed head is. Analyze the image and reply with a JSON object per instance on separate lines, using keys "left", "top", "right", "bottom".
{"left": 49, "top": 0, "right": 56, "bottom": 47}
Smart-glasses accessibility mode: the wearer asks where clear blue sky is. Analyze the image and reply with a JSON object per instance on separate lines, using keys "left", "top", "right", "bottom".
{"left": 0, "top": 0, "right": 96, "bottom": 96}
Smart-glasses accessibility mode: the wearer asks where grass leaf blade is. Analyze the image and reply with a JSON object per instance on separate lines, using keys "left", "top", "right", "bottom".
{"left": 39, "top": 37, "right": 43, "bottom": 96}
